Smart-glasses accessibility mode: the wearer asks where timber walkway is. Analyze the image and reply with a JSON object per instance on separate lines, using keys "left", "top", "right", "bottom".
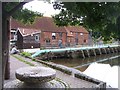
{"left": 4, "top": 55, "right": 98, "bottom": 88}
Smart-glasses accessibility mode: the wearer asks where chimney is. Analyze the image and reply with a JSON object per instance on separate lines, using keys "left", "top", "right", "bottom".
{"left": 23, "top": 29, "right": 24, "bottom": 34}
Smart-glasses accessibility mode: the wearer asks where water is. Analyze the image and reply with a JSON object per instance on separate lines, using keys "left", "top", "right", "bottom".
{"left": 47, "top": 52, "right": 120, "bottom": 88}
{"left": 44, "top": 52, "right": 120, "bottom": 88}
{"left": 48, "top": 53, "right": 120, "bottom": 72}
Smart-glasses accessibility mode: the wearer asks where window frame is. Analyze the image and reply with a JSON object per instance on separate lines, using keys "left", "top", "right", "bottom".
{"left": 52, "top": 32, "right": 56, "bottom": 40}
{"left": 35, "top": 35, "right": 39, "bottom": 41}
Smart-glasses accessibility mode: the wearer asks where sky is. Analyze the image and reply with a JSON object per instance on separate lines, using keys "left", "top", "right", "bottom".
{"left": 23, "top": 0, "right": 61, "bottom": 17}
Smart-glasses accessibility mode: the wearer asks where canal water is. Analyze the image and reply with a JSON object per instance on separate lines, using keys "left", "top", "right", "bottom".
{"left": 48, "top": 52, "right": 120, "bottom": 88}
{"left": 48, "top": 53, "right": 120, "bottom": 72}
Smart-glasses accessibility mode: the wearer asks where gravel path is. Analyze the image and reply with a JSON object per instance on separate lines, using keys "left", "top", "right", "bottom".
{"left": 4, "top": 54, "right": 97, "bottom": 88}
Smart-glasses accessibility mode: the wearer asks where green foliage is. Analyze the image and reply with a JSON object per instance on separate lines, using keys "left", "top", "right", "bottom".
{"left": 4, "top": 2, "right": 21, "bottom": 12}
{"left": 3, "top": 2, "right": 43, "bottom": 24}
{"left": 53, "top": 2, "right": 120, "bottom": 41}
{"left": 40, "top": 47, "right": 46, "bottom": 50}
{"left": 12, "top": 9, "right": 43, "bottom": 24}
{"left": 32, "top": 58, "right": 36, "bottom": 61}
{"left": 21, "top": 52, "right": 31, "bottom": 57}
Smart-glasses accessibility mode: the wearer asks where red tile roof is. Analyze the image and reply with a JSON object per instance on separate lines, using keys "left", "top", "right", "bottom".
{"left": 31, "top": 17, "right": 66, "bottom": 33}
{"left": 64, "top": 26, "right": 89, "bottom": 34}
{"left": 10, "top": 17, "right": 89, "bottom": 35}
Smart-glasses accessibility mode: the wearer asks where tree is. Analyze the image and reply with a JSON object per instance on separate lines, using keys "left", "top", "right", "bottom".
{"left": 4, "top": 2, "right": 43, "bottom": 24}
{"left": 52, "top": 2, "right": 120, "bottom": 42}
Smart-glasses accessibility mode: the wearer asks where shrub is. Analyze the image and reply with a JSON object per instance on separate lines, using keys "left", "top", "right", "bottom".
{"left": 21, "top": 52, "right": 31, "bottom": 57}
{"left": 40, "top": 47, "right": 46, "bottom": 50}
{"left": 32, "top": 58, "right": 36, "bottom": 61}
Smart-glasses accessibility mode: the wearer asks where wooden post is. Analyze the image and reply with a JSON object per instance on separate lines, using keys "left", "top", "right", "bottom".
{"left": 0, "top": 2, "right": 3, "bottom": 89}
{"left": 5, "top": 20, "right": 10, "bottom": 80}
{"left": 2, "top": 2, "right": 27, "bottom": 81}
{"left": 2, "top": 11, "right": 10, "bottom": 80}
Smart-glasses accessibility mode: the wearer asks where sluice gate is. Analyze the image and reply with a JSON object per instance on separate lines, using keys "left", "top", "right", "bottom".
{"left": 32, "top": 45, "right": 120, "bottom": 60}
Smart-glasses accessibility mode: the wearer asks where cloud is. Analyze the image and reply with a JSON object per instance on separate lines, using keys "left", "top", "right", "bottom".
{"left": 23, "top": 0, "right": 60, "bottom": 17}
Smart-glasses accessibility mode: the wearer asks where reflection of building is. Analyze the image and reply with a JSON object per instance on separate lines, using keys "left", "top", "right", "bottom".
{"left": 10, "top": 17, "right": 91, "bottom": 49}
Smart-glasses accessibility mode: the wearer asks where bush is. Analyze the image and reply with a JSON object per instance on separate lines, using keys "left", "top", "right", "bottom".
{"left": 21, "top": 52, "right": 31, "bottom": 57}
{"left": 40, "top": 47, "right": 46, "bottom": 50}
{"left": 32, "top": 58, "right": 36, "bottom": 61}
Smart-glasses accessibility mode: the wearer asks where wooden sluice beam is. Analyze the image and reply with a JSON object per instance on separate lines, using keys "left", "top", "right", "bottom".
{"left": 109, "top": 47, "right": 114, "bottom": 53}
{"left": 89, "top": 49, "right": 96, "bottom": 56}
{"left": 35, "top": 46, "right": 120, "bottom": 60}
{"left": 100, "top": 48, "right": 107, "bottom": 54}
{"left": 105, "top": 47, "right": 111, "bottom": 54}
{"left": 112, "top": 47, "right": 118, "bottom": 53}
{"left": 117, "top": 46, "right": 120, "bottom": 52}
{"left": 95, "top": 48, "right": 101, "bottom": 55}
{"left": 75, "top": 50, "right": 85, "bottom": 58}
{"left": 83, "top": 50, "right": 90, "bottom": 57}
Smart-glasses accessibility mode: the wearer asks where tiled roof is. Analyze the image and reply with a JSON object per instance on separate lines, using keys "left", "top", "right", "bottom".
{"left": 64, "top": 26, "right": 89, "bottom": 34}
{"left": 10, "top": 17, "right": 89, "bottom": 35}
{"left": 31, "top": 17, "right": 66, "bottom": 33}
{"left": 18, "top": 28, "right": 41, "bottom": 36}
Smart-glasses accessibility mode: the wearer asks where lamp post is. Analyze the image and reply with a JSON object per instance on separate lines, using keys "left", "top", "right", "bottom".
{"left": 89, "top": 29, "right": 93, "bottom": 46}
{"left": 80, "top": 33, "right": 83, "bottom": 46}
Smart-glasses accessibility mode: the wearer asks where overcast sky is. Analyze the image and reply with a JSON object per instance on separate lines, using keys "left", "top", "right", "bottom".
{"left": 23, "top": 0, "right": 61, "bottom": 17}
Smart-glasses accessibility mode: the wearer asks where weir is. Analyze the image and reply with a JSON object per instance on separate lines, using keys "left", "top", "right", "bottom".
{"left": 32, "top": 45, "right": 120, "bottom": 60}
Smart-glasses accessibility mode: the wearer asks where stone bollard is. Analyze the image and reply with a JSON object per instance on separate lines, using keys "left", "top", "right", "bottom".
{"left": 4, "top": 66, "right": 69, "bottom": 88}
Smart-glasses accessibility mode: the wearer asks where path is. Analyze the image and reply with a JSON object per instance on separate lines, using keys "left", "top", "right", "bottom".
{"left": 4, "top": 54, "right": 97, "bottom": 88}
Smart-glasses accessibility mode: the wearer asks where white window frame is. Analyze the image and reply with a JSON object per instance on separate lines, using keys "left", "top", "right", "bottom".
{"left": 35, "top": 35, "right": 39, "bottom": 41}
{"left": 52, "top": 32, "right": 56, "bottom": 40}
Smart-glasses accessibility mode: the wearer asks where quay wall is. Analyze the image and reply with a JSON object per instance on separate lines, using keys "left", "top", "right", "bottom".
{"left": 36, "top": 46, "right": 120, "bottom": 60}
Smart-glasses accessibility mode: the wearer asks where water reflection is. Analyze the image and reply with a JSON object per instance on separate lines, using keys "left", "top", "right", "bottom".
{"left": 49, "top": 53, "right": 120, "bottom": 72}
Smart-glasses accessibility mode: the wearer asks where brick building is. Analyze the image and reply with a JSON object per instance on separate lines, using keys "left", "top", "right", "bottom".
{"left": 10, "top": 17, "right": 91, "bottom": 49}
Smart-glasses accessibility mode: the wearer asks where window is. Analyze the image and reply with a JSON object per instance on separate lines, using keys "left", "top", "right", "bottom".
{"left": 59, "top": 32, "right": 62, "bottom": 38}
{"left": 52, "top": 33, "right": 56, "bottom": 40}
{"left": 76, "top": 33, "right": 78, "bottom": 38}
{"left": 80, "top": 33, "right": 83, "bottom": 36}
{"left": 46, "top": 39, "right": 50, "bottom": 45}
{"left": 84, "top": 39, "right": 87, "bottom": 43}
{"left": 35, "top": 35, "right": 39, "bottom": 41}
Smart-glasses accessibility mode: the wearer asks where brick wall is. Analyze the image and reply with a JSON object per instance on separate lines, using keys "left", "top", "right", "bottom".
{"left": 40, "top": 32, "right": 67, "bottom": 47}
{"left": 67, "top": 32, "right": 89, "bottom": 46}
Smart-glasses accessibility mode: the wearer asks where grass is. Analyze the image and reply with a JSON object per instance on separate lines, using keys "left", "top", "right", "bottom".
{"left": 12, "top": 55, "right": 35, "bottom": 66}
{"left": 20, "top": 52, "right": 31, "bottom": 57}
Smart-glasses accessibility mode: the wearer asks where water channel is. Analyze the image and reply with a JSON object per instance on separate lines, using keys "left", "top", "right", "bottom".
{"left": 47, "top": 52, "right": 120, "bottom": 88}
{"left": 48, "top": 52, "right": 120, "bottom": 72}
